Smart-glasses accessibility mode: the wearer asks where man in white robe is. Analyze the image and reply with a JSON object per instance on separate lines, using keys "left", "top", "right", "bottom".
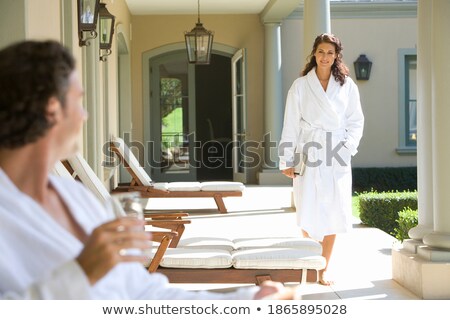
{"left": 0, "top": 170, "right": 260, "bottom": 299}
{"left": 0, "top": 40, "right": 286, "bottom": 300}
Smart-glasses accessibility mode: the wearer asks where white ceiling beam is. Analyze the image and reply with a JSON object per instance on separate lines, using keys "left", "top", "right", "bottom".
{"left": 260, "top": 0, "right": 302, "bottom": 23}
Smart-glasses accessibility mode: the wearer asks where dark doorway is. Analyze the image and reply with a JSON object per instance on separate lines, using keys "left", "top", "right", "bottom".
{"left": 195, "top": 54, "right": 233, "bottom": 181}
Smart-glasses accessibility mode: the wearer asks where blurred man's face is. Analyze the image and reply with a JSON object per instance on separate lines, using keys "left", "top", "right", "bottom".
{"left": 53, "top": 71, "right": 87, "bottom": 158}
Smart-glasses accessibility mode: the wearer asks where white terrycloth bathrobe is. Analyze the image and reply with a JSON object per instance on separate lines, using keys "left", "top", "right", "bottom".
{"left": 279, "top": 68, "right": 364, "bottom": 241}
{"left": 0, "top": 169, "right": 258, "bottom": 300}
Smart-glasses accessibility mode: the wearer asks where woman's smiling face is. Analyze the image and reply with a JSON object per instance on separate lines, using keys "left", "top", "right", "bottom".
{"left": 314, "top": 42, "right": 336, "bottom": 70}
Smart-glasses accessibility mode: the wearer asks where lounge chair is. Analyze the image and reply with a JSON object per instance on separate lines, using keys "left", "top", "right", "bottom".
{"left": 53, "top": 156, "right": 191, "bottom": 247}
{"left": 109, "top": 136, "right": 245, "bottom": 213}
{"left": 146, "top": 236, "right": 326, "bottom": 285}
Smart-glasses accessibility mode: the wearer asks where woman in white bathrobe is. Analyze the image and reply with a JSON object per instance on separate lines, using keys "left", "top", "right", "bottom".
{"left": 279, "top": 33, "right": 364, "bottom": 285}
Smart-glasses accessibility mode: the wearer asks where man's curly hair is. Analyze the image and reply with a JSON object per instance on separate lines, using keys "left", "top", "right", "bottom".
{"left": 0, "top": 40, "right": 75, "bottom": 149}
{"left": 301, "top": 33, "right": 349, "bottom": 86}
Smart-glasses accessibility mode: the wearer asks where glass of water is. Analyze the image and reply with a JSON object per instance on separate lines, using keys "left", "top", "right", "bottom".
{"left": 110, "top": 191, "right": 144, "bottom": 220}
{"left": 107, "top": 192, "right": 149, "bottom": 256}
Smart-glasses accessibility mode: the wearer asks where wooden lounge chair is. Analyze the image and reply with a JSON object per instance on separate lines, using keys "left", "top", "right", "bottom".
{"left": 146, "top": 236, "right": 326, "bottom": 285}
{"left": 109, "top": 136, "right": 245, "bottom": 213}
{"left": 53, "top": 156, "right": 191, "bottom": 247}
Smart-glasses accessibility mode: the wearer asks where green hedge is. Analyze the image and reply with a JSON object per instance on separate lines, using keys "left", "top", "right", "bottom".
{"left": 394, "top": 208, "right": 418, "bottom": 242}
{"left": 352, "top": 167, "right": 417, "bottom": 193}
{"left": 359, "top": 191, "right": 417, "bottom": 236}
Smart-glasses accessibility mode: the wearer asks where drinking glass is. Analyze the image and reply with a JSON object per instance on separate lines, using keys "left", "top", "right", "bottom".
{"left": 110, "top": 191, "right": 144, "bottom": 220}
{"left": 107, "top": 192, "right": 149, "bottom": 256}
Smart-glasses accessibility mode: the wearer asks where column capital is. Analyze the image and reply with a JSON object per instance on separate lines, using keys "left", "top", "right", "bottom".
{"left": 262, "top": 21, "right": 282, "bottom": 27}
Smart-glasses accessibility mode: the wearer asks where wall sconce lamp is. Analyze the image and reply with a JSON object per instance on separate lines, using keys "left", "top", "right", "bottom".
{"left": 77, "top": 0, "right": 100, "bottom": 47}
{"left": 184, "top": 0, "right": 214, "bottom": 65}
{"left": 98, "top": 2, "right": 116, "bottom": 61}
{"left": 353, "top": 54, "right": 372, "bottom": 80}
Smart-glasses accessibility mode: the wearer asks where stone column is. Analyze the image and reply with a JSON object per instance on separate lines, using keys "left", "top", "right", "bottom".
{"left": 423, "top": 0, "right": 450, "bottom": 250}
{"left": 408, "top": 0, "right": 434, "bottom": 241}
{"left": 84, "top": 43, "right": 102, "bottom": 179}
{"left": 392, "top": 0, "right": 450, "bottom": 299}
{"left": 303, "top": 0, "right": 330, "bottom": 60}
{"left": 263, "top": 22, "right": 283, "bottom": 170}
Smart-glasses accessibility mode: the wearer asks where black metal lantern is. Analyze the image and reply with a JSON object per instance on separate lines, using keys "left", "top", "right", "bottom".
{"left": 184, "top": 0, "right": 214, "bottom": 65}
{"left": 99, "top": 3, "right": 115, "bottom": 61}
{"left": 353, "top": 54, "right": 372, "bottom": 80}
{"left": 77, "top": 0, "right": 100, "bottom": 46}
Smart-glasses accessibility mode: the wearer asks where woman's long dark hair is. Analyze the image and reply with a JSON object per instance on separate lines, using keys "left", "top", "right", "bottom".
{"left": 301, "top": 33, "right": 349, "bottom": 86}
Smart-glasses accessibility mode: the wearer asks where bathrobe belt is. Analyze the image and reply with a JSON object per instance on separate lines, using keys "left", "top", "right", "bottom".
{"left": 298, "top": 121, "right": 347, "bottom": 203}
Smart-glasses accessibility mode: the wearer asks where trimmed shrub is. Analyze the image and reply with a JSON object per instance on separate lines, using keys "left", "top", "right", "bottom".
{"left": 359, "top": 191, "right": 417, "bottom": 236}
{"left": 394, "top": 208, "right": 418, "bottom": 242}
{"left": 352, "top": 167, "right": 417, "bottom": 193}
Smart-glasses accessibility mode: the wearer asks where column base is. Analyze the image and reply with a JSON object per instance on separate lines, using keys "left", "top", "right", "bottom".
{"left": 402, "top": 239, "right": 426, "bottom": 254}
{"left": 257, "top": 168, "right": 292, "bottom": 185}
{"left": 408, "top": 224, "right": 433, "bottom": 241}
{"left": 392, "top": 243, "right": 450, "bottom": 299}
{"left": 423, "top": 231, "right": 450, "bottom": 250}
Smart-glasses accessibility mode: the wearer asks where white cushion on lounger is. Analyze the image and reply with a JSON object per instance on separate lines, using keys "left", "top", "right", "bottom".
{"left": 200, "top": 181, "right": 245, "bottom": 192}
{"left": 178, "top": 236, "right": 322, "bottom": 253}
{"left": 167, "top": 182, "right": 202, "bottom": 192}
{"left": 233, "top": 237, "right": 322, "bottom": 254}
{"left": 232, "top": 248, "right": 326, "bottom": 270}
{"left": 178, "top": 237, "right": 235, "bottom": 251}
{"left": 157, "top": 248, "right": 233, "bottom": 268}
{"left": 152, "top": 182, "right": 169, "bottom": 190}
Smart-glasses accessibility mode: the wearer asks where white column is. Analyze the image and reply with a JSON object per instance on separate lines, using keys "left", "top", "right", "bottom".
{"left": 83, "top": 43, "right": 102, "bottom": 178}
{"left": 263, "top": 22, "right": 283, "bottom": 169}
{"left": 408, "top": 0, "right": 434, "bottom": 240}
{"left": 303, "top": 0, "right": 330, "bottom": 60}
{"left": 423, "top": 0, "right": 450, "bottom": 250}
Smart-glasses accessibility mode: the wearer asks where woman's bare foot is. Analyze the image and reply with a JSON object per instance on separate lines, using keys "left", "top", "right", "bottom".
{"left": 318, "top": 271, "right": 334, "bottom": 286}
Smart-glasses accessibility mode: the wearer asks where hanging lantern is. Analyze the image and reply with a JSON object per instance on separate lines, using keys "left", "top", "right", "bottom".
{"left": 77, "top": 0, "right": 100, "bottom": 46}
{"left": 184, "top": 0, "right": 214, "bottom": 65}
{"left": 98, "top": 3, "right": 115, "bottom": 61}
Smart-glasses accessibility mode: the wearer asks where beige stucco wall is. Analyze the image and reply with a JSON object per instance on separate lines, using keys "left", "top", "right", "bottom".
{"left": 0, "top": 0, "right": 61, "bottom": 46}
{"left": 282, "top": 17, "right": 418, "bottom": 168}
{"left": 130, "top": 14, "right": 264, "bottom": 178}
{"left": 0, "top": 0, "right": 26, "bottom": 48}
{"left": 26, "top": 0, "right": 61, "bottom": 41}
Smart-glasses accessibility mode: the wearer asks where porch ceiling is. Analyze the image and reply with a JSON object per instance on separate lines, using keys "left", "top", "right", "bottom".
{"left": 124, "top": 0, "right": 302, "bottom": 15}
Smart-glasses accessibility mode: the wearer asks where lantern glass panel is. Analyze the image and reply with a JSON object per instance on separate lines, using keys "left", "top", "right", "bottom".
{"left": 100, "top": 16, "right": 112, "bottom": 47}
{"left": 79, "top": 0, "right": 99, "bottom": 29}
